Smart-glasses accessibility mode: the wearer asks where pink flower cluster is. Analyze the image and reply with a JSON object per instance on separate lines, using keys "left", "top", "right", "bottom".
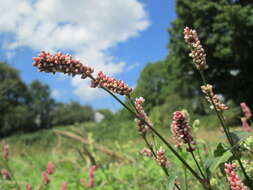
{"left": 201, "top": 84, "right": 228, "bottom": 111}
{"left": 91, "top": 71, "right": 132, "bottom": 95}
{"left": 1, "top": 169, "right": 11, "bottom": 180}
{"left": 184, "top": 27, "right": 208, "bottom": 70}
{"left": 134, "top": 97, "right": 153, "bottom": 135}
{"left": 46, "top": 162, "right": 55, "bottom": 175}
{"left": 171, "top": 111, "right": 196, "bottom": 152}
{"left": 140, "top": 147, "right": 153, "bottom": 157}
{"left": 25, "top": 184, "right": 32, "bottom": 190}
{"left": 32, "top": 51, "right": 94, "bottom": 79}
{"left": 240, "top": 103, "right": 252, "bottom": 120}
{"left": 60, "top": 182, "right": 68, "bottom": 190}
{"left": 2, "top": 144, "right": 9, "bottom": 160}
{"left": 241, "top": 117, "right": 250, "bottom": 132}
{"left": 224, "top": 163, "right": 249, "bottom": 190}
{"left": 41, "top": 171, "right": 50, "bottom": 184}
{"left": 240, "top": 102, "right": 252, "bottom": 132}
{"left": 41, "top": 162, "right": 55, "bottom": 184}
{"left": 33, "top": 52, "right": 132, "bottom": 97}
{"left": 88, "top": 165, "right": 96, "bottom": 188}
{"left": 155, "top": 147, "right": 170, "bottom": 167}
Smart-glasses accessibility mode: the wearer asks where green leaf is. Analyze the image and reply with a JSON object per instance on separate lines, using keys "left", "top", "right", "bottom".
{"left": 210, "top": 150, "right": 232, "bottom": 174}
{"left": 214, "top": 143, "right": 227, "bottom": 157}
{"left": 167, "top": 173, "right": 178, "bottom": 190}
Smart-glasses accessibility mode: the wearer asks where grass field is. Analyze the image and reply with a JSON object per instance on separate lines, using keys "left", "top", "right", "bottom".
{"left": 0, "top": 120, "right": 252, "bottom": 189}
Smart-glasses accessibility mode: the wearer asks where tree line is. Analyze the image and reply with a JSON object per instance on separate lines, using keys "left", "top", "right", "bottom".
{"left": 130, "top": 0, "right": 253, "bottom": 124}
{"left": 0, "top": 62, "right": 94, "bottom": 137}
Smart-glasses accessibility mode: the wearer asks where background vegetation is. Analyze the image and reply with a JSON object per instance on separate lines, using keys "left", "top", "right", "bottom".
{"left": 1, "top": 0, "right": 253, "bottom": 189}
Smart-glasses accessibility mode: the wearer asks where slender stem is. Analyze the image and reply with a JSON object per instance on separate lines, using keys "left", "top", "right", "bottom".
{"left": 4, "top": 160, "right": 20, "bottom": 190}
{"left": 188, "top": 145, "right": 206, "bottom": 180}
{"left": 141, "top": 120, "right": 205, "bottom": 186}
{"left": 127, "top": 95, "right": 158, "bottom": 150}
{"left": 143, "top": 135, "right": 180, "bottom": 189}
{"left": 126, "top": 95, "right": 139, "bottom": 114}
{"left": 175, "top": 183, "right": 182, "bottom": 190}
{"left": 89, "top": 75, "right": 210, "bottom": 189}
{"left": 184, "top": 166, "right": 188, "bottom": 190}
{"left": 143, "top": 135, "right": 157, "bottom": 158}
{"left": 197, "top": 145, "right": 206, "bottom": 177}
{"left": 199, "top": 70, "right": 252, "bottom": 186}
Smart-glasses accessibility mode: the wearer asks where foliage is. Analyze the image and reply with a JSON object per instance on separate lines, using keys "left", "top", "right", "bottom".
{"left": 167, "top": 0, "right": 253, "bottom": 108}
{"left": 29, "top": 80, "right": 55, "bottom": 129}
{"left": 0, "top": 62, "right": 32, "bottom": 136}
{"left": 0, "top": 63, "right": 94, "bottom": 136}
{"left": 52, "top": 102, "right": 94, "bottom": 126}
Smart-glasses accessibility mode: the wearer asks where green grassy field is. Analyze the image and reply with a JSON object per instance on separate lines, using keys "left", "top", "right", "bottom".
{"left": 0, "top": 120, "right": 252, "bottom": 190}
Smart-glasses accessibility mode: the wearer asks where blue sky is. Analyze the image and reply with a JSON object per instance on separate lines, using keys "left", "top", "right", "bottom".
{"left": 0, "top": 0, "right": 176, "bottom": 111}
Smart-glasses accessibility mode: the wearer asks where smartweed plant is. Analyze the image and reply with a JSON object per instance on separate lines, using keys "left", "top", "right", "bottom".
{"left": 1, "top": 27, "right": 252, "bottom": 190}
{"left": 30, "top": 27, "right": 253, "bottom": 190}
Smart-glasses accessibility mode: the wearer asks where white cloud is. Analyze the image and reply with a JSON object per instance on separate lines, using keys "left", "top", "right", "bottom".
{"left": 51, "top": 89, "right": 60, "bottom": 99}
{"left": 0, "top": 0, "right": 150, "bottom": 101}
{"left": 126, "top": 62, "right": 140, "bottom": 71}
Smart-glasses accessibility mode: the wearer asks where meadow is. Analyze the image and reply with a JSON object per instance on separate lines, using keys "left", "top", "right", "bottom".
{"left": 1, "top": 109, "right": 252, "bottom": 189}
{"left": 1, "top": 1, "right": 253, "bottom": 188}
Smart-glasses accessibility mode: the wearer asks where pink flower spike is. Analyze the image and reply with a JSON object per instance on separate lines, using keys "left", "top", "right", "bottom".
{"left": 184, "top": 27, "right": 208, "bottom": 70}
{"left": 171, "top": 111, "right": 195, "bottom": 151}
{"left": 32, "top": 51, "right": 93, "bottom": 79}
{"left": 134, "top": 97, "right": 153, "bottom": 135}
{"left": 88, "top": 165, "right": 97, "bottom": 188}
{"left": 224, "top": 163, "right": 249, "bottom": 190}
{"left": 155, "top": 147, "right": 170, "bottom": 167}
{"left": 240, "top": 102, "right": 252, "bottom": 120}
{"left": 2, "top": 144, "right": 9, "bottom": 160}
{"left": 41, "top": 171, "right": 50, "bottom": 184}
{"left": 25, "top": 184, "right": 32, "bottom": 190}
{"left": 46, "top": 162, "right": 55, "bottom": 175}
{"left": 91, "top": 71, "right": 132, "bottom": 96}
{"left": 60, "top": 182, "right": 68, "bottom": 190}
{"left": 241, "top": 117, "right": 251, "bottom": 132}
{"left": 1, "top": 169, "right": 11, "bottom": 180}
{"left": 140, "top": 147, "right": 153, "bottom": 157}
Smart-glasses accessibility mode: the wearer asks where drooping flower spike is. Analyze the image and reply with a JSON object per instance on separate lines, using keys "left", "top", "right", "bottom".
{"left": 134, "top": 97, "right": 153, "bottom": 135}
{"left": 155, "top": 147, "right": 170, "bottom": 167}
{"left": 33, "top": 51, "right": 94, "bottom": 79}
{"left": 240, "top": 102, "right": 252, "bottom": 120}
{"left": 91, "top": 71, "right": 132, "bottom": 95}
{"left": 201, "top": 84, "right": 228, "bottom": 112}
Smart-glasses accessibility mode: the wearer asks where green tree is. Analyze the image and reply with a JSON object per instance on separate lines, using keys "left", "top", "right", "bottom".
{"left": 167, "top": 0, "right": 253, "bottom": 108}
{"left": 0, "top": 62, "right": 33, "bottom": 136}
{"left": 133, "top": 61, "right": 171, "bottom": 113}
{"left": 29, "top": 80, "right": 55, "bottom": 129}
{"left": 52, "top": 102, "right": 94, "bottom": 126}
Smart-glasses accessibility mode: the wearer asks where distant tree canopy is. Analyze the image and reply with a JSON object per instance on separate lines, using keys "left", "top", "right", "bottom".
{"left": 29, "top": 80, "right": 55, "bottom": 129}
{"left": 0, "top": 62, "right": 33, "bottom": 136}
{"left": 167, "top": 0, "right": 253, "bottom": 107}
{"left": 133, "top": 0, "right": 253, "bottom": 118}
{"left": 52, "top": 102, "right": 94, "bottom": 126}
{"left": 0, "top": 62, "right": 94, "bottom": 137}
